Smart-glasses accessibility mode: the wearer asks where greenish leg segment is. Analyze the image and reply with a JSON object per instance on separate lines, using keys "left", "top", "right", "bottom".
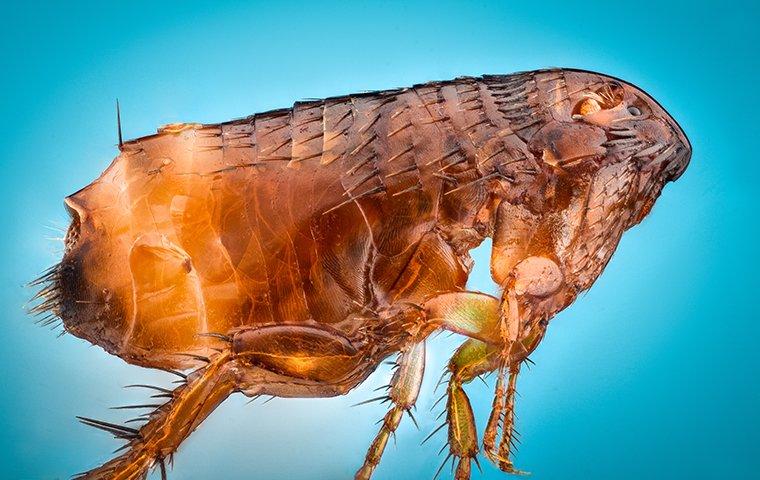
{"left": 425, "top": 292, "right": 501, "bottom": 345}
{"left": 444, "top": 338, "right": 499, "bottom": 480}
{"left": 425, "top": 291, "right": 530, "bottom": 477}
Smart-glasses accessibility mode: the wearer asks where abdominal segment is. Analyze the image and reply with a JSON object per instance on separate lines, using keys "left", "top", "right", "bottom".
{"left": 127, "top": 234, "right": 207, "bottom": 351}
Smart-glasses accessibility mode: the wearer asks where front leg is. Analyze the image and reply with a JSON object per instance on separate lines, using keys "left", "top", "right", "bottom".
{"left": 473, "top": 256, "right": 563, "bottom": 472}
{"left": 484, "top": 202, "right": 569, "bottom": 472}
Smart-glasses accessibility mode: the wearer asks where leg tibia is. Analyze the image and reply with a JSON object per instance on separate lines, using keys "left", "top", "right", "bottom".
{"left": 447, "top": 381, "right": 478, "bottom": 479}
{"left": 498, "top": 365, "right": 522, "bottom": 472}
{"left": 482, "top": 364, "right": 525, "bottom": 474}
{"left": 442, "top": 339, "right": 499, "bottom": 480}
{"left": 355, "top": 342, "right": 425, "bottom": 480}
{"left": 76, "top": 353, "right": 236, "bottom": 479}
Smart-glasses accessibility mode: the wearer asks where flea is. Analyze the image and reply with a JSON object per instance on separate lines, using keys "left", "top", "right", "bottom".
{"left": 31, "top": 68, "right": 690, "bottom": 479}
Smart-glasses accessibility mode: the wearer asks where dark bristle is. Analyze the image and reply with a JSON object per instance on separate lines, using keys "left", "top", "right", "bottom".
{"left": 437, "top": 442, "right": 449, "bottom": 456}
{"left": 28, "top": 264, "right": 61, "bottom": 287}
{"left": 159, "top": 458, "right": 167, "bottom": 480}
{"left": 157, "top": 368, "right": 188, "bottom": 380}
{"left": 116, "top": 99, "right": 123, "bottom": 149}
{"left": 351, "top": 395, "right": 390, "bottom": 408}
{"left": 76, "top": 416, "right": 140, "bottom": 440}
{"left": 26, "top": 264, "right": 65, "bottom": 337}
{"left": 110, "top": 404, "right": 163, "bottom": 411}
{"left": 124, "top": 384, "right": 173, "bottom": 394}
{"left": 421, "top": 422, "right": 446, "bottom": 445}
{"left": 176, "top": 353, "right": 211, "bottom": 364}
{"left": 432, "top": 453, "right": 453, "bottom": 480}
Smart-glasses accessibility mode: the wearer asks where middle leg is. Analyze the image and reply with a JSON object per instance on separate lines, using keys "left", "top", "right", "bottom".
{"left": 425, "top": 291, "right": 541, "bottom": 477}
{"left": 441, "top": 338, "right": 500, "bottom": 480}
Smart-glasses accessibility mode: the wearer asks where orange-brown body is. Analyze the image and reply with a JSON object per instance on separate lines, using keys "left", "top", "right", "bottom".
{"left": 33, "top": 68, "right": 690, "bottom": 479}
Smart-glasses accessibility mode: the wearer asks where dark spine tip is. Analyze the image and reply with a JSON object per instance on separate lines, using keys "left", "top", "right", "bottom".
{"left": 116, "top": 99, "right": 123, "bottom": 149}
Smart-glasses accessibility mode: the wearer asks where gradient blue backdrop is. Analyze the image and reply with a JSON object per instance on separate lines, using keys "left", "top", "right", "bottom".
{"left": 1, "top": 1, "right": 757, "bottom": 478}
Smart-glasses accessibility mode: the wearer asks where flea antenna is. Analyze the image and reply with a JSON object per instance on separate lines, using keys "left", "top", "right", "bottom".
{"left": 116, "top": 99, "right": 123, "bottom": 149}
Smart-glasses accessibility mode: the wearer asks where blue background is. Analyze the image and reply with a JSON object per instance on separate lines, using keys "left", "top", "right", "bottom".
{"left": 1, "top": 1, "right": 757, "bottom": 478}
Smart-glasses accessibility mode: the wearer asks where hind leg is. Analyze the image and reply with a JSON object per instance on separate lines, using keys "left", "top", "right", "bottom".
{"left": 355, "top": 341, "right": 426, "bottom": 480}
{"left": 76, "top": 322, "right": 371, "bottom": 480}
{"left": 76, "top": 351, "right": 237, "bottom": 480}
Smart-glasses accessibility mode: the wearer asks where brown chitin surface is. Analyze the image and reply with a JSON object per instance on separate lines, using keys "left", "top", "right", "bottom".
{"left": 62, "top": 72, "right": 551, "bottom": 366}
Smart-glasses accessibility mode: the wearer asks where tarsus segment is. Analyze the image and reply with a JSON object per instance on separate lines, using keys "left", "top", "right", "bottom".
{"left": 482, "top": 363, "right": 524, "bottom": 474}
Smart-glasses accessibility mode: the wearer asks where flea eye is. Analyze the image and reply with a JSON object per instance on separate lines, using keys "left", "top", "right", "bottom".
{"left": 578, "top": 98, "right": 602, "bottom": 116}
{"left": 628, "top": 106, "right": 642, "bottom": 116}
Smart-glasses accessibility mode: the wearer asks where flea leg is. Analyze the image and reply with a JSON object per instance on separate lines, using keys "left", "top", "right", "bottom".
{"left": 477, "top": 201, "right": 572, "bottom": 473}
{"left": 479, "top": 254, "right": 564, "bottom": 473}
{"left": 424, "top": 291, "right": 500, "bottom": 344}
{"left": 478, "top": 258, "right": 559, "bottom": 473}
{"left": 481, "top": 361, "right": 524, "bottom": 474}
{"left": 442, "top": 338, "right": 500, "bottom": 480}
{"left": 424, "top": 289, "right": 542, "bottom": 474}
{"left": 355, "top": 341, "right": 426, "bottom": 480}
{"left": 75, "top": 352, "right": 236, "bottom": 480}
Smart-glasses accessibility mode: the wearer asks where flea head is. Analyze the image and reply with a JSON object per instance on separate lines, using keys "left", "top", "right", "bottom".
{"left": 529, "top": 69, "right": 691, "bottom": 226}
{"left": 524, "top": 69, "right": 691, "bottom": 289}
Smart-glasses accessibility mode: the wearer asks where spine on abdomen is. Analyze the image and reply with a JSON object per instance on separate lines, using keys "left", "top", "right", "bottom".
{"left": 216, "top": 73, "right": 547, "bottom": 217}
